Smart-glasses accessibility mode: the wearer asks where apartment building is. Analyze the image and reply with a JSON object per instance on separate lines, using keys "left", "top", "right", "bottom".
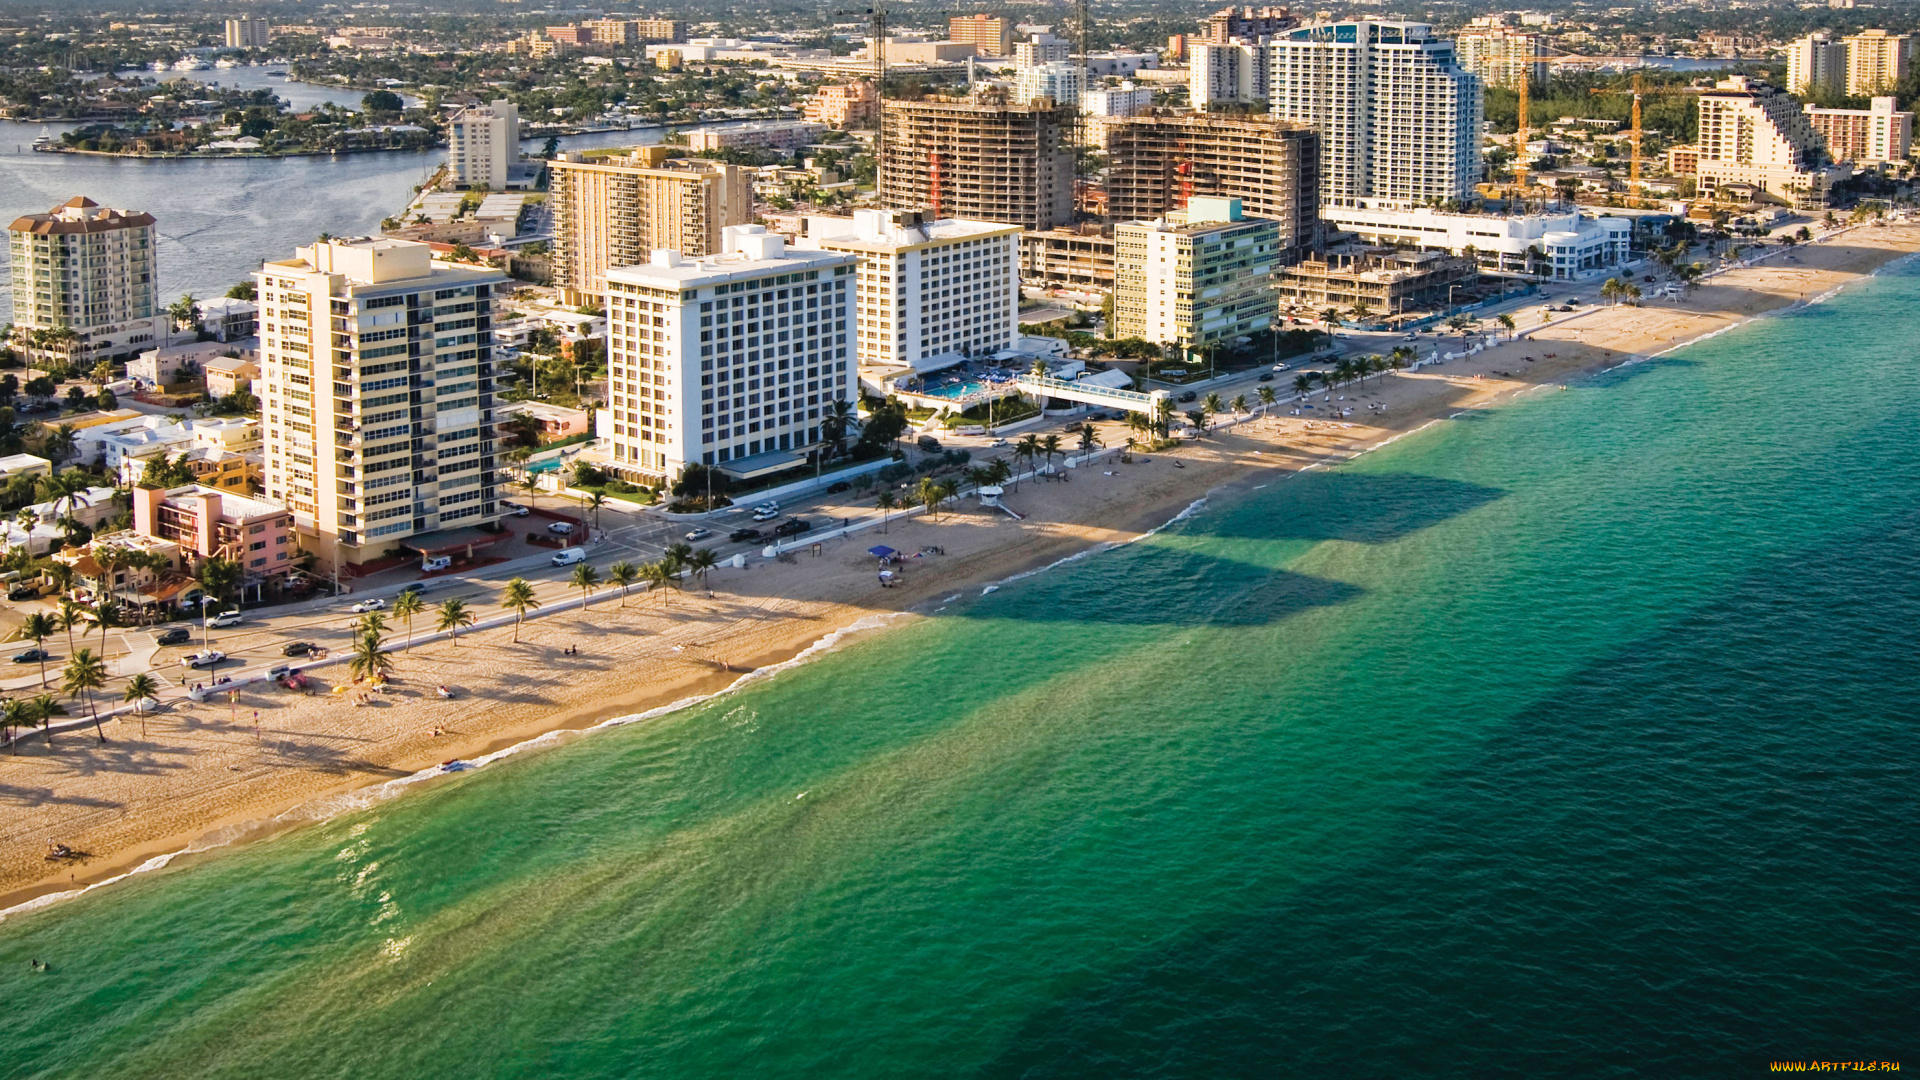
{"left": 1454, "top": 24, "right": 1545, "bottom": 91}
{"left": 1695, "top": 76, "right": 1845, "bottom": 208}
{"left": 131, "top": 483, "right": 294, "bottom": 583}
{"left": 224, "top": 16, "right": 271, "bottom": 49}
{"left": 1267, "top": 21, "right": 1483, "bottom": 208}
{"left": 880, "top": 97, "right": 1075, "bottom": 231}
{"left": 7, "top": 197, "right": 164, "bottom": 366}
{"left": 1014, "top": 34, "right": 1072, "bottom": 67}
{"left": 634, "top": 19, "right": 687, "bottom": 44}
{"left": 1102, "top": 113, "right": 1321, "bottom": 263}
{"left": 1114, "top": 197, "right": 1278, "bottom": 356}
{"left": 794, "top": 209, "right": 1020, "bottom": 370}
{"left": 1785, "top": 32, "right": 1847, "bottom": 96}
{"left": 1806, "top": 97, "right": 1913, "bottom": 165}
{"left": 1206, "top": 6, "right": 1297, "bottom": 43}
{"left": 1082, "top": 82, "right": 1154, "bottom": 118}
{"left": 546, "top": 25, "right": 592, "bottom": 46}
{"left": 255, "top": 238, "right": 508, "bottom": 574}
{"left": 583, "top": 19, "right": 638, "bottom": 47}
{"left": 448, "top": 99, "right": 520, "bottom": 191}
{"left": 950, "top": 14, "right": 1013, "bottom": 56}
{"left": 600, "top": 226, "right": 856, "bottom": 481}
{"left": 549, "top": 146, "right": 751, "bottom": 306}
{"left": 803, "top": 81, "right": 878, "bottom": 128}
{"left": 686, "top": 120, "right": 824, "bottom": 153}
{"left": 1844, "top": 30, "right": 1910, "bottom": 95}
{"left": 1015, "top": 62, "right": 1086, "bottom": 108}
{"left": 1190, "top": 42, "right": 1269, "bottom": 108}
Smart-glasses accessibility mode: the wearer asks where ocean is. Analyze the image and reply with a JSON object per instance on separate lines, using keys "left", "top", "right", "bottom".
{"left": 2, "top": 259, "right": 1917, "bottom": 1077}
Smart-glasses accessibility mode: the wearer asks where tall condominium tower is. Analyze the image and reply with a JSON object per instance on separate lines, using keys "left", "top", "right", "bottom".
{"left": 1267, "top": 21, "right": 1482, "bottom": 208}
{"left": 1695, "top": 76, "right": 1841, "bottom": 208}
{"left": 950, "top": 14, "right": 1013, "bottom": 56}
{"left": 447, "top": 99, "right": 520, "bottom": 191}
{"left": 548, "top": 146, "right": 751, "bottom": 306}
{"left": 1189, "top": 41, "right": 1270, "bottom": 107}
{"left": 6, "top": 196, "right": 163, "bottom": 365}
{"left": 880, "top": 97, "right": 1075, "bottom": 231}
{"left": 1785, "top": 32, "right": 1847, "bottom": 96}
{"left": 1206, "top": 6, "right": 1298, "bottom": 43}
{"left": 255, "top": 238, "right": 508, "bottom": 574}
{"left": 1843, "top": 30, "right": 1911, "bottom": 95}
{"left": 794, "top": 208, "right": 1020, "bottom": 369}
{"left": 601, "top": 226, "right": 856, "bottom": 480}
{"left": 1102, "top": 114, "right": 1321, "bottom": 262}
{"left": 224, "top": 16, "right": 272, "bottom": 49}
{"left": 1454, "top": 24, "right": 1545, "bottom": 91}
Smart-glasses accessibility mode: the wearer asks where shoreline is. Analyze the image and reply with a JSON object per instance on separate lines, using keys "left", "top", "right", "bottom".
{"left": 5, "top": 225, "right": 1918, "bottom": 919}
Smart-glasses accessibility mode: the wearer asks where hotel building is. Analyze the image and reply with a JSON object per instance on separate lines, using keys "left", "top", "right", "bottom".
{"left": 1267, "top": 21, "right": 1482, "bottom": 208}
{"left": 548, "top": 146, "right": 751, "bottom": 306}
{"left": 255, "top": 238, "right": 508, "bottom": 574}
{"left": 601, "top": 226, "right": 856, "bottom": 481}
{"left": 1805, "top": 96, "right": 1914, "bottom": 166}
{"left": 6, "top": 196, "right": 164, "bottom": 365}
{"left": 1695, "top": 76, "right": 1845, "bottom": 208}
{"left": 795, "top": 209, "right": 1020, "bottom": 370}
{"left": 1114, "top": 197, "right": 1278, "bottom": 356}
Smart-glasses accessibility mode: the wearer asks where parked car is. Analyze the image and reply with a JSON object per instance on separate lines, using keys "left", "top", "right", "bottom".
{"left": 546, "top": 521, "right": 575, "bottom": 535}
{"left": 183, "top": 650, "right": 226, "bottom": 669}
{"left": 503, "top": 501, "right": 531, "bottom": 517}
{"left": 728, "top": 528, "right": 764, "bottom": 544}
{"left": 399, "top": 582, "right": 430, "bottom": 597}
{"left": 155, "top": 627, "right": 192, "bottom": 647}
{"left": 551, "top": 548, "right": 586, "bottom": 567}
{"left": 282, "top": 641, "right": 318, "bottom": 657}
{"left": 685, "top": 528, "right": 713, "bottom": 542}
{"left": 208, "top": 610, "right": 244, "bottom": 628}
{"left": 1257, "top": 373, "right": 1274, "bottom": 382}
{"left": 825, "top": 480, "right": 852, "bottom": 495}
{"left": 267, "top": 665, "right": 292, "bottom": 682}
{"left": 772, "top": 517, "right": 813, "bottom": 538}
{"left": 350, "top": 598, "right": 387, "bottom": 613}
{"left": 1178, "top": 390, "right": 1198, "bottom": 403}
{"left": 7, "top": 584, "right": 38, "bottom": 601}
{"left": 12, "top": 648, "right": 50, "bottom": 664}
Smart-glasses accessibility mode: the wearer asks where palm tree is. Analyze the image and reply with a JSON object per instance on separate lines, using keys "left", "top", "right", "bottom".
{"left": 662, "top": 543, "right": 693, "bottom": 583}
{"left": 1014, "top": 434, "right": 1041, "bottom": 488}
{"left": 501, "top": 577, "right": 540, "bottom": 640}
{"left": 875, "top": 490, "right": 896, "bottom": 532}
{"left": 1292, "top": 374, "right": 1313, "bottom": 397}
{"left": 916, "top": 476, "right": 946, "bottom": 521}
{"left": 21, "top": 612, "right": 56, "bottom": 690}
{"left": 1389, "top": 345, "right": 1415, "bottom": 372}
{"left": 1496, "top": 312, "right": 1516, "bottom": 339}
{"left": 1203, "top": 392, "right": 1225, "bottom": 418}
{"left": 43, "top": 423, "right": 77, "bottom": 464}
{"left": 30, "top": 694, "right": 60, "bottom": 748}
{"left": 1040, "top": 434, "right": 1062, "bottom": 474}
{"left": 583, "top": 491, "right": 607, "bottom": 531}
{"left": 605, "top": 562, "right": 638, "bottom": 607}
{"left": 348, "top": 627, "right": 395, "bottom": 682}
{"left": 1318, "top": 308, "right": 1344, "bottom": 334}
{"left": 57, "top": 597, "right": 86, "bottom": 655}
{"left": 642, "top": 559, "right": 675, "bottom": 604}
{"left": 1230, "top": 394, "right": 1248, "bottom": 416}
{"left": 196, "top": 555, "right": 243, "bottom": 609}
{"left": 1257, "top": 385, "right": 1277, "bottom": 413}
{"left": 358, "top": 610, "right": 387, "bottom": 640}
{"left": 1075, "top": 422, "right": 1100, "bottom": 462}
{"left": 62, "top": 647, "right": 109, "bottom": 743}
{"left": 1, "top": 697, "right": 30, "bottom": 753}
{"left": 123, "top": 672, "right": 159, "bottom": 737}
{"left": 687, "top": 548, "right": 719, "bottom": 597}
{"left": 391, "top": 590, "right": 425, "bottom": 651}
{"left": 821, "top": 398, "right": 855, "bottom": 456}
{"left": 39, "top": 471, "right": 92, "bottom": 543}
{"left": 435, "top": 597, "right": 474, "bottom": 645}
{"left": 91, "top": 599, "right": 122, "bottom": 659}
{"left": 570, "top": 562, "right": 600, "bottom": 614}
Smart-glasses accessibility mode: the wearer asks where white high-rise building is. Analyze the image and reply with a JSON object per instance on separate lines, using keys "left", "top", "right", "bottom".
{"left": 1785, "top": 32, "right": 1847, "bottom": 96}
{"left": 1082, "top": 81, "right": 1153, "bottom": 117}
{"left": 1190, "top": 41, "right": 1270, "bottom": 107}
{"left": 255, "top": 238, "right": 509, "bottom": 574}
{"left": 1843, "top": 30, "right": 1911, "bottom": 96}
{"left": 1014, "top": 33, "right": 1072, "bottom": 67}
{"left": 448, "top": 99, "right": 520, "bottom": 191}
{"left": 601, "top": 226, "right": 856, "bottom": 480}
{"left": 794, "top": 208, "right": 1021, "bottom": 370}
{"left": 1114, "top": 197, "right": 1278, "bottom": 355}
{"left": 1015, "top": 61, "right": 1086, "bottom": 107}
{"left": 225, "top": 16, "right": 271, "bottom": 49}
{"left": 6, "top": 197, "right": 164, "bottom": 365}
{"left": 1268, "top": 21, "right": 1483, "bottom": 208}
{"left": 1454, "top": 24, "right": 1545, "bottom": 91}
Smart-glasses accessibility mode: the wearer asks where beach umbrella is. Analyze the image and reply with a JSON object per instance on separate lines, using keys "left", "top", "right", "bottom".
{"left": 868, "top": 546, "right": 898, "bottom": 558}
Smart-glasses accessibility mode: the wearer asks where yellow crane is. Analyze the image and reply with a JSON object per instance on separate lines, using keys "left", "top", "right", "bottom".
{"left": 1589, "top": 72, "right": 1705, "bottom": 194}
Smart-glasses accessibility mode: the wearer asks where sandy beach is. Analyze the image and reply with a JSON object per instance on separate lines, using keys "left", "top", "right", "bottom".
{"left": 5, "top": 224, "right": 1917, "bottom": 912}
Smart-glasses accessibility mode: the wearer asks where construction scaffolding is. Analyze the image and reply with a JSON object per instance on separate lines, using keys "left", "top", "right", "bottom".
{"left": 1102, "top": 112, "right": 1322, "bottom": 262}
{"left": 1275, "top": 248, "right": 1479, "bottom": 319}
{"left": 879, "top": 97, "right": 1076, "bottom": 231}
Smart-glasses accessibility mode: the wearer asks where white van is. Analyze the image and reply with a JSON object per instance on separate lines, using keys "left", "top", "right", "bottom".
{"left": 421, "top": 555, "right": 452, "bottom": 572}
{"left": 551, "top": 548, "right": 586, "bottom": 567}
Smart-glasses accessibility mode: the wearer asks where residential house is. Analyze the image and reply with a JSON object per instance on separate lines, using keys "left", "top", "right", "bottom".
{"left": 203, "top": 354, "right": 261, "bottom": 398}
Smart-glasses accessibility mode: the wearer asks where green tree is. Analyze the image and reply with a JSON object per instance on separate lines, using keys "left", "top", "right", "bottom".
{"left": 1, "top": 697, "right": 31, "bottom": 752}
{"left": 1040, "top": 434, "right": 1062, "bottom": 474}
{"left": 61, "top": 646, "right": 109, "bottom": 743}
{"left": 687, "top": 548, "right": 719, "bottom": 597}
{"left": 570, "top": 562, "right": 601, "bottom": 614}
{"left": 348, "top": 627, "right": 394, "bottom": 682}
{"left": 123, "top": 672, "right": 159, "bottom": 737}
{"left": 1258, "top": 385, "right": 1277, "bottom": 412}
{"left": 642, "top": 559, "right": 675, "bottom": 603}
{"left": 29, "top": 694, "right": 61, "bottom": 749}
{"left": 1076, "top": 421, "right": 1101, "bottom": 462}
{"left": 196, "top": 555, "right": 243, "bottom": 607}
{"left": 435, "top": 597, "right": 475, "bottom": 645}
{"left": 21, "top": 611, "right": 57, "bottom": 690}
{"left": 605, "top": 562, "right": 638, "bottom": 607}
{"left": 875, "top": 490, "right": 895, "bottom": 533}
{"left": 57, "top": 597, "right": 86, "bottom": 655}
{"left": 501, "top": 577, "right": 540, "bottom": 640}
{"left": 916, "top": 476, "right": 946, "bottom": 521}
{"left": 391, "top": 590, "right": 425, "bottom": 651}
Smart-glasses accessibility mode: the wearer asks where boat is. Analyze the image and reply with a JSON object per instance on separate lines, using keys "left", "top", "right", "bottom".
{"left": 214, "top": 58, "right": 238, "bottom": 69}
{"left": 149, "top": 60, "right": 170, "bottom": 72}
{"left": 173, "top": 57, "right": 213, "bottom": 72}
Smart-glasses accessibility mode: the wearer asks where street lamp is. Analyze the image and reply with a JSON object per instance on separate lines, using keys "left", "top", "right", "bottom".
{"left": 198, "top": 594, "right": 217, "bottom": 650}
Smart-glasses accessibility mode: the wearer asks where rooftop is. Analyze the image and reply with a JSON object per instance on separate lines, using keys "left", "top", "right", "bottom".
{"left": 798, "top": 209, "right": 1022, "bottom": 252}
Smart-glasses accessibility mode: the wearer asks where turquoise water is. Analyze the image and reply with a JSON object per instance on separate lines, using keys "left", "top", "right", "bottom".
{"left": 5, "top": 263, "right": 1919, "bottom": 1077}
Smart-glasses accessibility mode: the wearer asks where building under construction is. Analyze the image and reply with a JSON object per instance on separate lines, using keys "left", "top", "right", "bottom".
{"left": 1019, "top": 225, "right": 1116, "bottom": 293}
{"left": 879, "top": 96, "right": 1075, "bottom": 232}
{"left": 1103, "top": 113, "right": 1322, "bottom": 263}
{"left": 1275, "top": 247, "right": 1478, "bottom": 320}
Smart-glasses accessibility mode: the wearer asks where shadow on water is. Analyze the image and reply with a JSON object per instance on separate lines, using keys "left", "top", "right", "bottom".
{"left": 1189, "top": 471, "right": 1506, "bottom": 546}
{"left": 978, "top": 511, "right": 1920, "bottom": 1079}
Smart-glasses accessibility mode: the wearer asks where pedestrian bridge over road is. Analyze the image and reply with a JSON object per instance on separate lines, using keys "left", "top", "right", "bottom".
{"left": 1014, "top": 374, "right": 1169, "bottom": 417}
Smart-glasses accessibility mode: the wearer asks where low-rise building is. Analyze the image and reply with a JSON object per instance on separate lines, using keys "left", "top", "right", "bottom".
{"left": 1320, "top": 205, "right": 1633, "bottom": 280}
{"left": 1019, "top": 226, "right": 1117, "bottom": 293}
{"left": 1114, "top": 197, "right": 1279, "bottom": 357}
{"left": 1276, "top": 248, "right": 1479, "bottom": 318}
{"left": 203, "top": 354, "right": 260, "bottom": 398}
{"left": 129, "top": 483, "right": 296, "bottom": 597}
{"left": 128, "top": 339, "right": 258, "bottom": 389}
{"left": 500, "top": 401, "right": 592, "bottom": 442}
{"left": 198, "top": 296, "right": 258, "bottom": 341}
{"left": 802, "top": 81, "right": 878, "bottom": 128}
{"left": 0, "top": 453, "right": 52, "bottom": 483}
{"left": 687, "top": 121, "right": 826, "bottom": 154}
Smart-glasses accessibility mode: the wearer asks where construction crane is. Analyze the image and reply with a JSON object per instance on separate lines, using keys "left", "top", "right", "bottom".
{"left": 1513, "top": 68, "right": 1531, "bottom": 194}
{"left": 1590, "top": 72, "right": 1704, "bottom": 195}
